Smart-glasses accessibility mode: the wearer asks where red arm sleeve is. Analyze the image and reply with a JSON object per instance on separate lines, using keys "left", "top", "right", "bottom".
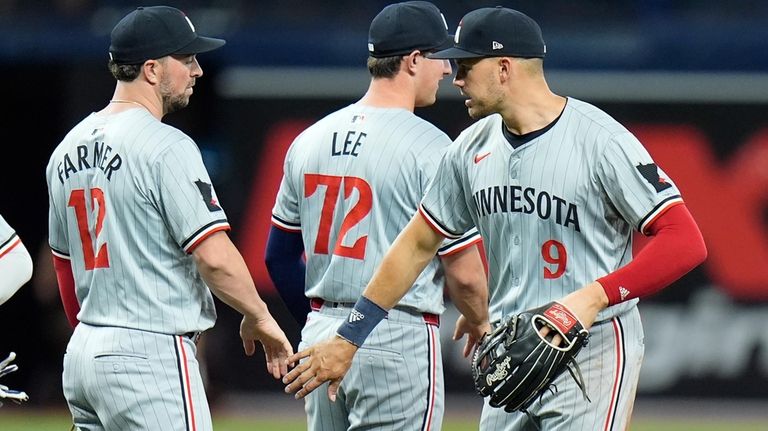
{"left": 52, "top": 254, "right": 80, "bottom": 328}
{"left": 597, "top": 204, "right": 707, "bottom": 305}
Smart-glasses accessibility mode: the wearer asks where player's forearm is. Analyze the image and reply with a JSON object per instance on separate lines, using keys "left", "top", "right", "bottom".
{"left": 52, "top": 252, "right": 80, "bottom": 327}
{"left": 597, "top": 204, "right": 707, "bottom": 305}
{"left": 202, "top": 262, "right": 270, "bottom": 320}
{"left": 362, "top": 213, "right": 444, "bottom": 309}
{"left": 194, "top": 232, "right": 270, "bottom": 320}
{"left": 443, "top": 245, "right": 489, "bottom": 325}
{"left": 265, "top": 226, "right": 310, "bottom": 325}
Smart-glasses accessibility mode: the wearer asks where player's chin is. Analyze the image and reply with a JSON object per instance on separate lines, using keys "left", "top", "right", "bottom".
{"left": 165, "top": 96, "right": 190, "bottom": 114}
{"left": 415, "top": 93, "right": 438, "bottom": 108}
{"left": 467, "top": 106, "right": 488, "bottom": 120}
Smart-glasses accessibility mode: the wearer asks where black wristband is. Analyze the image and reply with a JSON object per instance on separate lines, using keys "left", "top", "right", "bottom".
{"left": 336, "top": 296, "right": 388, "bottom": 347}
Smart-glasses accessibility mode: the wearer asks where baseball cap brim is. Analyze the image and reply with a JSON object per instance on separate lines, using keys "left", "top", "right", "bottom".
{"left": 173, "top": 35, "right": 226, "bottom": 56}
{"left": 427, "top": 36, "right": 454, "bottom": 54}
{"left": 427, "top": 46, "right": 486, "bottom": 60}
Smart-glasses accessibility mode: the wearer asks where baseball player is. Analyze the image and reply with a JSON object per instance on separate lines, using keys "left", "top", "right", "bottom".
{"left": 0, "top": 214, "right": 32, "bottom": 405}
{"left": 283, "top": 6, "right": 707, "bottom": 431}
{"left": 0, "top": 214, "right": 33, "bottom": 306}
{"left": 267, "top": 2, "right": 488, "bottom": 430}
{"left": 46, "top": 6, "right": 292, "bottom": 430}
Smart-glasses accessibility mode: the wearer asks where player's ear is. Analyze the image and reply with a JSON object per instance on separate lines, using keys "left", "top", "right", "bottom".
{"left": 403, "top": 50, "right": 420, "bottom": 76}
{"left": 142, "top": 59, "right": 161, "bottom": 85}
{"left": 497, "top": 57, "right": 513, "bottom": 83}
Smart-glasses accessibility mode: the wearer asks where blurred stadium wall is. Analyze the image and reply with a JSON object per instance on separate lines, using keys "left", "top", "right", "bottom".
{"left": 0, "top": 0, "right": 766, "bottom": 408}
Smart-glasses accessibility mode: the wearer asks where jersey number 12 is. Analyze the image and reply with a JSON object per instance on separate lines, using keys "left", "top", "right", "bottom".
{"left": 68, "top": 188, "right": 110, "bottom": 270}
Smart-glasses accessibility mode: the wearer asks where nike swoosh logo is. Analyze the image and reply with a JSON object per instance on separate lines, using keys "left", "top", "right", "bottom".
{"left": 474, "top": 152, "right": 491, "bottom": 164}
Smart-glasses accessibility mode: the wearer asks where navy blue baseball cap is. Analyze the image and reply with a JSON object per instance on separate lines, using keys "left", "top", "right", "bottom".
{"left": 428, "top": 7, "right": 546, "bottom": 59}
{"left": 368, "top": 1, "right": 452, "bottom": 58}
{"left": 109, "top": 6, "right": 225, "bottom": 64}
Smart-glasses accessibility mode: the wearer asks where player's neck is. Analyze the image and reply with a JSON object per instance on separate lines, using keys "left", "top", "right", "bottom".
{"left": 501, "top": 91, "right": 566, "bottom": 135}
{"left": 358, "top": 78, "right": 415, "bottom": 112}
{"left": 103, "top": 85, "right": 163, "bottom": 120}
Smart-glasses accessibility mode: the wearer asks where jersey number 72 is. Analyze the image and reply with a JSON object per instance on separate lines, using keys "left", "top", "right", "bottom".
{"left": 304, "top": 174, "right": 372, "bottom": 260}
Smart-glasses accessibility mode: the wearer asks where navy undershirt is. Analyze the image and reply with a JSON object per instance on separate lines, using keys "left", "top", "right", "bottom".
{"left": 501, "top": 102, "right": 566, "bottom": 149}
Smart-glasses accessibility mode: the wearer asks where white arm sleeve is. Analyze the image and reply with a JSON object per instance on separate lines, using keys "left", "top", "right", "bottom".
{"left": 0, "top": 241, "right": 33, "bottom": 306}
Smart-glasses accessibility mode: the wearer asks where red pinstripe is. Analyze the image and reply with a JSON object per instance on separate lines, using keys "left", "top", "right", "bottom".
{"left": 423, "top": 324, "right": 438, "bottom": 431}
{"left": 0, "top": 237, "right": 20, "bottom": 259}
{"left": 641, "top": 200, "right": 683, "bottom": 234}
{"left": 271, "top": 220, "right": 302, "bottom": 233}
{"left": 438, "top": 236, "right": 482, "bottom": 257}
{"left": 186, "top": 225, "right": 230, "bottom": 253}
{"left": 178, "top": 337, "right": 198, "bottom": 431}
{"left": 418, "top": 207, "right": 458, "bottom": 239}
{"left": 603, "top": 319, "right": 623, "bottom": 431}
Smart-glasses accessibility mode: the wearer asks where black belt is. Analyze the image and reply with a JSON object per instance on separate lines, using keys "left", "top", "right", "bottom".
{"left": 310, "top": 297, "right": 353, "bottom": 310}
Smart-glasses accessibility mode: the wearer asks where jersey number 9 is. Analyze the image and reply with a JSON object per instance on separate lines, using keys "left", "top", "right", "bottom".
{"left": 542, "top": 239, "right": 566, "bottom": 279}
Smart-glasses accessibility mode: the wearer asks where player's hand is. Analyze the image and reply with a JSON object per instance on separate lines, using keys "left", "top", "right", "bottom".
{"left": 0, "top": 352, "right": 29, "bottom": 405}
{"left": 558, "top": 281, "right": 610, "bottom": 330}
{"left": 240, "top": 315, "right": 294, "bottom": 379}
{"left": 0, "top": 383, "right": 29, "bottom": 404}
{"left": 283, "top": 336, "right": 358, "bottom": 401}
{"left": 453, "top": 315, "right": 491, "bottom": 357}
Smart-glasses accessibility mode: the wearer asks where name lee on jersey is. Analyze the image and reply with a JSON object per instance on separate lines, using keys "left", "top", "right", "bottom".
{"left": 473, "top": 185, "right": 581, "bottom": 232}
{"left": 331, "top": 130, "right": 366, "bottom": 157}
{"left": 56, "top": 142, "right": 122, "bottom": 184}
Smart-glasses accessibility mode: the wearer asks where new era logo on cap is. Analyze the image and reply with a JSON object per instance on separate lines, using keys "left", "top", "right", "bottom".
{"left": 428, "top": 6, "right": 546, "bottom": 60}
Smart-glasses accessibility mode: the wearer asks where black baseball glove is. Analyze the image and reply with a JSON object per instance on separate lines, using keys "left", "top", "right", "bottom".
{"left": 471, "top": 302, "right": 590, "bottom": 412}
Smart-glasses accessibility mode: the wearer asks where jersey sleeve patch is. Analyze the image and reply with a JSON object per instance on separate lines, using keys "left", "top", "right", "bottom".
{"left": 194, "top": 179, "right": 222, "bottom": 212}
{"left": 636, "top": 163, "right": 673, "bottom": 193}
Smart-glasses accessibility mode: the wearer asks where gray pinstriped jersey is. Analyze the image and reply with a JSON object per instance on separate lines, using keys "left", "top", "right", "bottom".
{"left": 421, "top": 98, "right": 682, "bottom": 322}
{"left": 272, "top": 104, "right": 479, "bottom": 315}
{"left": 0, "top": 215, "right": 17, "bottom": 253}
{"left": 46, "top": 108, "right": 229, "bottom": 334}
